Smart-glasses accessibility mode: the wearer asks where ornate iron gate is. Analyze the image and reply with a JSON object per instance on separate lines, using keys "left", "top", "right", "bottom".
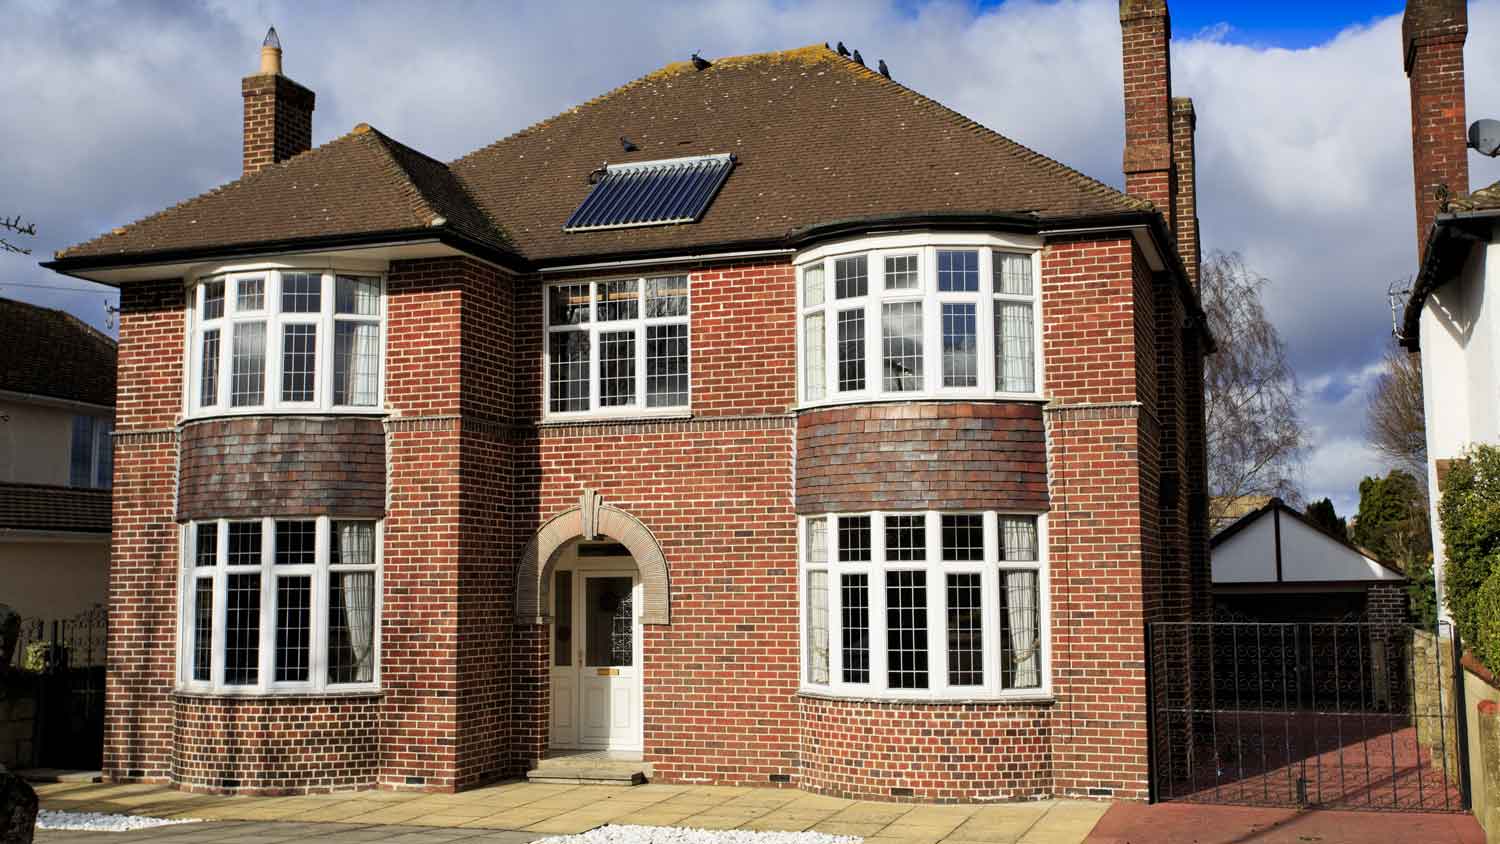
{"left": 12, "top": 607, "right": 108, "bottom": 770}
{"left": 1146, "top": 619, "right": 1469, "bottom": 812}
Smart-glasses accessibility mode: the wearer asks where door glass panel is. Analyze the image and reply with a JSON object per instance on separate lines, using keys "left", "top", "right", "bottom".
{"left": 586, "top": 577, "right": 634, "bottom": 667}
{"left": 554, "top": 571, "right": 572, "bottom": 666}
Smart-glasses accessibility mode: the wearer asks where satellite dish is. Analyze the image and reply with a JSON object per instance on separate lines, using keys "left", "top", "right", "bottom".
{"left": 1469, "top": 119, "right": 1500, "bottom": 157}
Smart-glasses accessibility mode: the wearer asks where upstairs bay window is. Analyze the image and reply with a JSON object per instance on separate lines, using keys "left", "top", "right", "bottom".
{"left": 545, "top": 276, "right": 690, "bottom": 417}
{"left": 180, "top": 516, "right": 380, "bottom": 693}
{"left": 801, "top": 510, "right": 1048, "bottom": 700}
{"left": 189, "top": 270, "right": 383, "bottom": 416}
{"left": 799, "top": 239, "right": 1041, "bottom": 405}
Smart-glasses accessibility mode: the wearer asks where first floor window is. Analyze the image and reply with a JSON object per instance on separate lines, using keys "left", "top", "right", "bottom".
{"left": 802, "top": 511, "right": 1046, "bottom": 698}
{"left": 800, "top": 242, "right": 1041, "bottom": 404}
{"left": 183, "top": 517, "right": 380, "bottom": 692}
{"left": 191, "top": 270, "right": 384, "bottom": 414}
{"left": 544, "top": 276, "right": 690, "bottom": 416}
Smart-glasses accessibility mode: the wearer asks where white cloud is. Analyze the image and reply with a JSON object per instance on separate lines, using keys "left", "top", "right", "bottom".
{"left": 6, "top": 0, "right": 1495, "bottom": 510}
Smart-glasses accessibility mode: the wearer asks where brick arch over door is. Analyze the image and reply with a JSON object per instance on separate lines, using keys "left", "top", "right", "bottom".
{"left": 515, "top": 505, "right": 670, "bottom": 625}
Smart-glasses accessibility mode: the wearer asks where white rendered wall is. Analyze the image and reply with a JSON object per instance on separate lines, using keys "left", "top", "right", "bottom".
{"left": 1419, "top": 230, "right": 1500, "bottom": 623}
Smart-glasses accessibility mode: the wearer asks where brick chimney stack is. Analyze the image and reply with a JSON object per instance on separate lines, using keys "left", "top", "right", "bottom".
{"left": 1120, "top": 0, "right": 1175, "bottom": 227}
{"left": 1121, "top": 0, "right": 1201, "bottom": 287}
{"left": 242, "top": 27, "right": 315, "bottom": 178}
{"left": 1404, "top": 0, "right": 1469, "bottom": 261}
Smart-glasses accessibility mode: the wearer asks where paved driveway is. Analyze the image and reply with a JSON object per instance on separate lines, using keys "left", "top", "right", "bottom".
{"left": 1084, "top": 802, "right": 1485, "bottom": 844}
{"left": 36, "top": 780, "right": 1110, "bottom": 844}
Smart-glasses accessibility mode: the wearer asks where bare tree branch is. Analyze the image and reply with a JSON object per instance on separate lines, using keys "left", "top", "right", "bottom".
{"left": 1202, "top": 251, "right": 1307, "bottom": 525}
{"left": 1, "top": 215, "right": 37, "bottom": 255}
{"left": 1365, "top": 343, "right": 1427, "bottom": 480}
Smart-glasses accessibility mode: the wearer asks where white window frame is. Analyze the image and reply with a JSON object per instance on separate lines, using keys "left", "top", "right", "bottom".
{"left": 176, "top": 515, "right": 382, "bottom": 695}
{"left": 796, "top": 232, "right": 1044, "bottom": 408}
{"left": 183, "top": 265, "right": 387, "bottom": 419}
{"left": 542, "top": 275, "right": 692, "bottom": 420}
{"left": 798, "top": 510, "right": 1051, "bottom": 702}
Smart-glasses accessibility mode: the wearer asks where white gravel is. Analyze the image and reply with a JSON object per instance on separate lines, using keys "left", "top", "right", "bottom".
{"left": 532, "top": 825, "right": 861, "bottom": 844}
{"left": 36, "top": 810, "right": 200, "bottom": 832}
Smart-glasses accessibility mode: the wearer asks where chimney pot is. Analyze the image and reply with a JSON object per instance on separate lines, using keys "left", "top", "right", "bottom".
{"left": 258, "top": 27, "right": 282, "bottom": 75}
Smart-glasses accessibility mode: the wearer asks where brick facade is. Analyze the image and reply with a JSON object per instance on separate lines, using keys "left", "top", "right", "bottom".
{"left": 98, "top": 0, "right": 1210, "bottom": 805}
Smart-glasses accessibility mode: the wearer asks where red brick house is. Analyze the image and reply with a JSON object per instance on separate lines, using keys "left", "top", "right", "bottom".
{"left": 43, "top": 0, "right": 1210, "bottom": 802}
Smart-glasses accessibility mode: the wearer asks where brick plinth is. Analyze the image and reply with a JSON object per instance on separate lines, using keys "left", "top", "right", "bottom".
{"left": 798, "top": 695, "right": 1052, "bottom": 802}
{"left": 171, "top": 694, "right": 381, "bottom": 794}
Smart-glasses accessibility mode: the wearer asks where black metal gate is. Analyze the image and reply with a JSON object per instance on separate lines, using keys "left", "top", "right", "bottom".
{"left": 1146, "top": 619, "right": 1469, "bottom": 812}
{"left": 11, "top": 607, "right": 108, "bottom": 770}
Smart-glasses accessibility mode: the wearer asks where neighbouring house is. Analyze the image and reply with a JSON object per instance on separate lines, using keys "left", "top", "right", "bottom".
{"left": 1398, "top": 0, "right": 1495, "bottom": 626}
{"left": 41, "top": 0, "right": 1211, "bottom": 801}
{"left": 1210, "top": 497, "right": 1408, "bottom": 625}
{"left": 0, "top": 297, "right": 115, "bottom": 622}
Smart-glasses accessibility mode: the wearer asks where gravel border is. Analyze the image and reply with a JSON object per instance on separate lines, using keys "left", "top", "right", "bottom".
{"left": 36, "top": 810, "right": 201, "bottom": 832}
{"left": 532, "top": 825, "right": 861, "bottom": 844}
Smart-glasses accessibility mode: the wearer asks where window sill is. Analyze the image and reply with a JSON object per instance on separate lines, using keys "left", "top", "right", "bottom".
{"left": 539, "top": 409, "right": 694, "bottom": 427}
{"left": 181, "top": 407, "right": 389, "bottom": 424}
{"left": 796, "top": 394, "right": 1048, "bottom": 413}
{"left": 796, "top": 687, "right": 1053, "bottom": 706}
{"left": 173, "top": 686, "right": 384, "bottom": 700}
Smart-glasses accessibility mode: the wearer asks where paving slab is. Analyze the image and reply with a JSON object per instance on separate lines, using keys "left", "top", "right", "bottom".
{"left": 36, "top": 780, "right": 1116, "bottom": 843}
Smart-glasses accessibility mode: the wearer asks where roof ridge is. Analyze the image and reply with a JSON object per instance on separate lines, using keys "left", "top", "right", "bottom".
{"left": 449, "top": 44, "right": 834, "bottom": 172}
{"left": 55, "top": 127, "right": 380, "bottom": 259}
{"left": 450, "top": 43, "right": 1144, "bottom": 218}
{"left": 358, "top": 127, "right": 444, "bottom": 227}
{"left": 0, "top": 295, "right": 117, "bottom": 349}
{"left": 365, "top": 125, "right": 516, "bottom": 247}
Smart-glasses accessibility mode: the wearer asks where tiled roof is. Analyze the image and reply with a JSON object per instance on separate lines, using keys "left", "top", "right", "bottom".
{"left": 454, "top": 46, "right": 1145, "bottom": 262}
{"left": 1447, "top": 180, "right": 1500, "bottom": 212}
{"left": 0, "top": 483, "right": 111, "bottom": 535}
{"left": 57, "top": 46, "right": 1147, "bottom": 268}
{"left": 57, "top": 125, "right": 511, "bottom": 262}
{"left": 0, "top": 298, "right": 116, "bottom": 406}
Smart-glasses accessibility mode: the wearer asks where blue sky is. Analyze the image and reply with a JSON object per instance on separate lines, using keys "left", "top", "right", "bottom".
{"left": 6, "top": 0, "right": 1500, "bottom": 517}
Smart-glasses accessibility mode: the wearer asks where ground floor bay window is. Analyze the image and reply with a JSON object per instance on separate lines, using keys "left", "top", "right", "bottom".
{"left": 178, "top": 517, "right": 380, "bottom": 693}
{"left": 801, "top": 510, "right": 1048, "bottom": 699}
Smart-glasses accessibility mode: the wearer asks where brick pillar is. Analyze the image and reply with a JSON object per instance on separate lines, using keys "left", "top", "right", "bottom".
{"left": 104, "top": 279, "right": 185, "bottom": 783}
{"left": 1042, "top": 236, "right": 1155, "bottom": 800}
{"left": 1171, "top": 97, "right": 1200, "bottom": 288}
{"left": 1403, "top": 0, "right": 1469, "bottom": 260}
{"left": 1121, "top": 0, "right": 1175, "bottom": 227}
{"left": 241, "top": 29, "right": 315, "bottom": 178}
{"left": 382, "top": 256, "right": 519, "bottom": 791}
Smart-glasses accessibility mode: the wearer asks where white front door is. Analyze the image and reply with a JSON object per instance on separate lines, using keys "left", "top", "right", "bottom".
{"left": 549, "top": 559, "right": 642, "bottom": 752}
